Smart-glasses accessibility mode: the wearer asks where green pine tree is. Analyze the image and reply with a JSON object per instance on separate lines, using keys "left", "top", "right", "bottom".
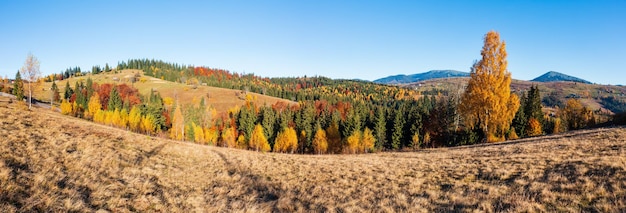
{"left": 64, "top": 81, "right": 73, "bottom": 100}
{"left": 107, "top": 86, "right": 123, "bottom": 111}
{"left": 373, "top": 106, "right": 387, "bottom": 150}
{"left": 13, "top": 71, "right": 24, "bottom": 101}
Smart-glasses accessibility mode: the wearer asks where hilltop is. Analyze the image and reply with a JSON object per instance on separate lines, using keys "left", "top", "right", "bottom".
{"left": 376, "top": 70, "right": 592, "bottom": 85}
{"left": 532, "top": 71, "right": 592, "bottom": 84}
{"left": 1, "top": 100, "right": 624, "bottom": 212}
{"left": 373, "top": 70, "right": 469, "bottom": 84}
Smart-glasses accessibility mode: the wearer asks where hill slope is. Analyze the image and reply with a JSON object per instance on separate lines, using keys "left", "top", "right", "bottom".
{"left": 1, "top": 101, "right": 625, "bottom": 212}
{"left": 374, "top": 70, "right": 469, "bottom": 84}
{"left": 35, "top": 69, "right": 294, "bottom": 114}
{"left": 532, "top": 71, "right": 592, "bottom": 84}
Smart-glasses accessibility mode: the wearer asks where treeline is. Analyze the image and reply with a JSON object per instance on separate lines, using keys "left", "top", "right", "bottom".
{"left": 116, "top": 59, "right": 419, "bottom": 104}
{"left": 42, "top": 64, "right": 114, "bottom": 82}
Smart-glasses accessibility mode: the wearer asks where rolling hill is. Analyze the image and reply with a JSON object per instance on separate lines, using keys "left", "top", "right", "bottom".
{"left": 373, "top": 70, "right": 469, "bottom": 84}
{"left": 34, "top": 69, "right": 295, "bottom": 114}
{"left": 1, "top": 99, "right": 624, "bottom": 212}
{"left": 531, "top": 71, "right": 592, "bottom": 84}
{"left": 376, "top": 70, "right": 592, "bottom": 85}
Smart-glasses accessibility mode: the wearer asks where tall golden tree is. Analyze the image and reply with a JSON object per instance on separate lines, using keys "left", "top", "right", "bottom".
{"left": 170, "top": 103, "right": 185, "bottom": 140}
{"left": 274, "top": 127, "right": 298, "bottom": 153}
{"left": 128, "top": 106, "right": 142, "bottom": 132}
{"left": 460, "top": 31, "right": 520, "bottom": 142}
{"left": 249, "top": 124, "right": 270, "bottom": 152}
{"left": 312, "top": 128, "right": 328, "bottom": 154}
{"left": 87, "top": 93, "right": 101, "bottom": 119}
{"left": 221, "top": 127, "right": 237, "bottom": 148}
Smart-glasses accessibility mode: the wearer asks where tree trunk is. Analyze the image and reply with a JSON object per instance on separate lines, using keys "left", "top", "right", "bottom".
{"left": 28, "top": 82, "right": 32, "bottom": 109}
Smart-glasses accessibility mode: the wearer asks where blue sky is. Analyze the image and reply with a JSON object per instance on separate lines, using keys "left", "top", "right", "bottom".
{"left": 1, "top": 0, "right": 625, "bottom": 84}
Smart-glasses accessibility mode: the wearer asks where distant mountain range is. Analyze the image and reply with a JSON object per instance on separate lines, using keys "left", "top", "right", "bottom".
{"left": 530, "top": 71, "right": 591, "bottom": 84}
{"left": 374, "top": 70, "right": 591, "bottom": 84}
{"left": 373, "top": 70, "right": 469, "bottom": 84}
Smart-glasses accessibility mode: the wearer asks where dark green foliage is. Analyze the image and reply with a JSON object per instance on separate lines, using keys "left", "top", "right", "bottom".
{"left": 74, "top": 81, "right": 88, "bottom": 116}
{"left": 92, "top": 65, "right": 102, "bottom": 74}
{"left": 373, "top": 107, "right": 387, "bottom": 150}
{"left": 64, "top": 81, "right": 73, "bottom": 101}
{"left": 259, "top": 106, "right": 277, "bottom": 146}
{"left": 600, "top": 96, "right": 626, "bottom": 114}
{"left": 512, "top": 105, "right": 527, "bottom": 138}
{"left": 390, "top": 105, "right": 405, "bottom": 150}
{"left": 86, "top": 78, "right": 94, "bottom": 99}
{"left": 524, "top": 86, "right": 544, "bottom": 125}
{"left": 107, "top": 86, "right": 123, "bottom": 111}
{"left": 542, "top": 91, "right": 564, "bottom": 108}
{"left": 295, "top": 102, "right": 316, "bottom": 153}
{"left": 513, "top": 86, "right": 545, "bottom": 137}
{"left": 237, "top": 105, "right": 256, "bottom": 142}
{"left": 423, "top": 96, "right": 458, "bottom": 147}
{"left": 140, "top": 91, "right": 167, "bottom": 131}
{"left": 62, "top": 66, "right": 81, "bottom": 79}
{"left": 13, "top": 71, "right": 24, "bottom": 101}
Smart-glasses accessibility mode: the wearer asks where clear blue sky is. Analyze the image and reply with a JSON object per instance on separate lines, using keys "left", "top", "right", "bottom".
{"left": 1, "top": 0, "right": 625, "bottom": 84}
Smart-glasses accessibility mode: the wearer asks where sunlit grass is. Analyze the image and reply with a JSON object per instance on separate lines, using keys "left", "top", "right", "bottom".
{"left": 1, "top": 99, "right": 625, "bottom": 212}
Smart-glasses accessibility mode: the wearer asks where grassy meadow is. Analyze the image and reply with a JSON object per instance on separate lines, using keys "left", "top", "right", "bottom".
{"left": 1, "top": 98, "right": 625, "bottom": 212}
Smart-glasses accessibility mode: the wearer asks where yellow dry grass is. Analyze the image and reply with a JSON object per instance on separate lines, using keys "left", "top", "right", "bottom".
{"left": 35, "top": 70, "right": 294, "bottom": 113}
{"left": 1, "top": 100, "right": 625, "bottom": 212}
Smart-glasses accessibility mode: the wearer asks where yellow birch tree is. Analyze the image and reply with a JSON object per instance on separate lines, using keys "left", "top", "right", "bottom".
{"left": 249, "top": 124, "right": 270, "bottom": 152}
{"left": 312, "top": 128, "right": 328, "bottom": 154}
{"left": 274, "top": 127, "right": 298, "bottom": 153}
{"left": 87, "top": 93, "right": 101, "bottom": 119}
{"left": 459, "top": 31, "right": 520, "bottom": 142}
{"left": 128, "top": 106, "right": 142, "bottom": 132}
{"left": 170, "top": 103, "right": 184, "bottom": 140}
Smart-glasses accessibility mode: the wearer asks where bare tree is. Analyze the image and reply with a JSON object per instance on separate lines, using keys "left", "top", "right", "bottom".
{"left": 20, "top": 53, "right": 41, "bottom": 109}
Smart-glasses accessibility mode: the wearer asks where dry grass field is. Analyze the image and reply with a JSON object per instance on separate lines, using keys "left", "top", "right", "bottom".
{"left": 1, "top": 100, "right": 625, "bottom": 212}
{"left": 34, "top": 70, "right": 294, "bottom": 114}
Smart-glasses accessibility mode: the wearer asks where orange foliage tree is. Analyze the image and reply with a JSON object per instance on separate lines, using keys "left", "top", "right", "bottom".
{"left": 526, "top": 118, "right": 543, "bottom": 137}
{"left": 562, "top": 98, "right": 594, "bottom": 130}
{"left": 204, "top": 127, "right": 219, "bottom": 145}
{"left": 326, "top": 122, "right": 342, "bottom": 154}
{"left": 460, "top": 31, "right": 520, "bottom": 142}
{"left": 221, "top": 127, "right": 237, "bottom": 148}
